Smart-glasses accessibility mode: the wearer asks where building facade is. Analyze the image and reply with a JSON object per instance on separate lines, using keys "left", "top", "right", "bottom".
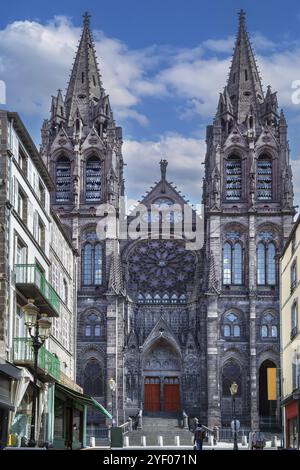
{"left": 0, "top": 110, "right": 103, "bottom": 448}
{"left": 41, "top": 11, "right": 295, "bottom": 430}
{"left": 280, "top": 216, "right": 300, "bottom": 449}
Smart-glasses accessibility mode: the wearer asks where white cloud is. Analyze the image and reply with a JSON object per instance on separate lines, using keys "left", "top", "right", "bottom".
{"left": 123, "top": 134, "right": 206, "bottom": 205}
{"left": 0, "top": 16, "right": 164, "bottom": 125}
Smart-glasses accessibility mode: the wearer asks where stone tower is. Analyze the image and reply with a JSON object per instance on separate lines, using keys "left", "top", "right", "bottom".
{"left": 203, "top": 10, "right": 294, "bottom": 428}
{"left": 41, "top": 13, "right": 125, "bottom": 426}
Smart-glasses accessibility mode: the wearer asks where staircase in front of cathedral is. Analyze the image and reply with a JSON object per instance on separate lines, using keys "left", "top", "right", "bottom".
{"left": 127, "top": 416, "right": 193, "bottom": 447}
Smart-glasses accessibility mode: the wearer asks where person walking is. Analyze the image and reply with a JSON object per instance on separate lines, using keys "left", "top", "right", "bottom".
{"left": 194, "top": 423, "right": 206, "bottom": 451}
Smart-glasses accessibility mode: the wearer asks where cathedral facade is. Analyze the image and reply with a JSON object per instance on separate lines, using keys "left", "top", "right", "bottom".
{"left": 41, "top": 11, "right": 295, "bottom": 430}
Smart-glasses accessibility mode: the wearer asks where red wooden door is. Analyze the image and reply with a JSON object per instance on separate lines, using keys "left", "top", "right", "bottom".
{"left": 163, "top": 378, "right": 181, "bottom": 412}
{"left": 144, "top": 378, "right": 160, "bottom": 411}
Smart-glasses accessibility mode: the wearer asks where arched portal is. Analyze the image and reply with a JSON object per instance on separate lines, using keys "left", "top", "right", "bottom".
{"left": 142, "top": 338, "right": 182, "bottom": 413}
{"left": 259, "top": 359, "right": 278, "bottom": 429}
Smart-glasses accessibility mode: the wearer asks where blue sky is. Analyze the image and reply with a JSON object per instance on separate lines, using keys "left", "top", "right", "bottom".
{"left": 1, "top": 0, "right": 300, "bottom": 206}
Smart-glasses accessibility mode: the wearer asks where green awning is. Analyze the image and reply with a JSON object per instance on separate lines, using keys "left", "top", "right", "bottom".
{"left": 55, "top": 383, "right": 112, "bottom": 419}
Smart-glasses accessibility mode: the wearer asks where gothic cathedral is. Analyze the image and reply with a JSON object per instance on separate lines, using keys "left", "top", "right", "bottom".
{"left": 41, "top": 11, "right": 295, "bottom": 430}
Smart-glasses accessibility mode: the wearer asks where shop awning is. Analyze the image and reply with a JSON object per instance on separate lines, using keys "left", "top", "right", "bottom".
{"left": 55, "top": 383, "right": 112, "bottom": 419}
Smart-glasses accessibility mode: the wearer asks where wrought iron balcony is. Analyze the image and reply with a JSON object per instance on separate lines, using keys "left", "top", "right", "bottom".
{"left": 14, "top": 264, "right": 60, "bottom": 317}
{"left": 13, "top": 337, "right": 61, "bottom": 381}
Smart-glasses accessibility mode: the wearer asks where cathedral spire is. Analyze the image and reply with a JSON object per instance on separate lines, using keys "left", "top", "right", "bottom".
{"left": 226, "top": 9, "right": 264, "bottom": 123}
{"left": 65, "top": 12, "right": 103, "bottom": 125}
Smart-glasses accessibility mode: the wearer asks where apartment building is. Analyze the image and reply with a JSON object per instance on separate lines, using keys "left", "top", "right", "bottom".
{"left": 280, "top": 215, "right": 300, "bottom": 449}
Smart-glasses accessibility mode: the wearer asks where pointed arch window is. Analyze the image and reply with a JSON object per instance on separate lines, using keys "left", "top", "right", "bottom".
{"left": 83, "top": 359, "right": 104, "bottom": 396}
{"left": 260, "top": 312, "right": 278, "bottom": 338}
{"left": 82, "top": 242, "right": 103, "bottom": 286}
{"left": 257, "top": 240, "right": 276, "bottom": 286}
{"left": 225, "top": 155, "right": 242, "bottom": 200}
{"left": 86, "top": 157, "right": 101, "bottom": 201}
{"left": 257, "top": 155, "right": 272, "bottom": 200}
{"left": 223, "top": 241, "right": 243, "bottom": 285}
{"left": 56, "top": 156, "right": 71, "bottom": 202}
{"left": 223, "top": 312, "right": 241, "bottom": 338}
{"left": 84, "top": 313, "right": 103, "bottom": 339}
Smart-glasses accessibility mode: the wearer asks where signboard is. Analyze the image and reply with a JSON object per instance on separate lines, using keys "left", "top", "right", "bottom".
{"left": 267, "top": 367, "right": 277, "bottom": 400}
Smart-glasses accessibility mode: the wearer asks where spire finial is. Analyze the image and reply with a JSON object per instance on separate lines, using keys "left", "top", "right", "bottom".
{"left": 160, "top": 159, "right": 168, "bottom": 193}
{"left": 83, "top": 11, "right": 91, "bottom": 28}
{"left": 238, "top": 9, "right": 246, "bottom": 26}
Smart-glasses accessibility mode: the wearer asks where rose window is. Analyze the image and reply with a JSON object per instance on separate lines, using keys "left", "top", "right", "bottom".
{"left": 128, "top": 240, "right": 196, "bottom": 303}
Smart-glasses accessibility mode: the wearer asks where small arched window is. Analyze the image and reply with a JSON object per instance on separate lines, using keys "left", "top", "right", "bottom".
{"left": 82, "top": 241, "right": 103, "bottom": 286}
{"left": 86, "top": 157, "right": 101, "bottom": 201}
{"left": 257, "top": 155, "right": 272, "bottom": 200}
{"left": 223, "top": 312, "right": 241, "bottom": 338}
{"left": 225, "top": 155, "right": 242, "bottom": 200}
{"left": 260, "top": 312, "right": 278, "bottom": 338}
{"left": 223, "top": 241, "right": 243, "bottom": 285}
{"left": 257, "top": 240, "right": 276, "bottom": 286}
{"left": 56, "top": 156, "right": 71, "bottom": 202}
{"left": 84, "top": 313, "right": 102, "bottom": 339}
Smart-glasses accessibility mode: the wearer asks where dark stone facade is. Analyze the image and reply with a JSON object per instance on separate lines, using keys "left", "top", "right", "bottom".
{"left": 42, "top": 11, "right": 295, "bottom": 428}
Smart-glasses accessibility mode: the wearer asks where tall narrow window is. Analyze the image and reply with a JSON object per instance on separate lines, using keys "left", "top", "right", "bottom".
{"left": 82, "top": 242, "right": 103, "bottom": 286}
{"left": 257, "top": 241, "right": 276, "bottom": 286}
{"left": 257, "top": 156, "right": 272, "bottom": 200}
{"left": 291, "top": 260, "right": 297, "bottom": 291}
{"left": 94, "top": 244, "right": 102, "bottom": 285}
{"left": 267, "top": 243, "right": 276, "bottom": 285}
{"left": 86, "top": 157, "right": 101, "bottom": 201}
{"left": 225, "top": 156, "right": 242, "bottom": 200}
{"left": 291, "top": 302, "right": 298, "bottom": 338}
{"left": 223, "top": 242, "right": 232, "bottom": 284}
{"left": 233, "top": 242, "right": 242, "bottom": 284}
{"left": 83, "top": 244, "right": 93, "bottom": 286}
{"left": 56, "top": 157, "right": 71, "bottom": 202}
{"left": 223, "top": 242, "right": 243, "bottom": 285}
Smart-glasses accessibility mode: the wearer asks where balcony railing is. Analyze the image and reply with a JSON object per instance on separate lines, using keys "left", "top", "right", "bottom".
{"left": 13, "top": 337, "right": 61, "bottom": 381}
{"left": 14, "top": 264, "right": 60, "bottom": 317}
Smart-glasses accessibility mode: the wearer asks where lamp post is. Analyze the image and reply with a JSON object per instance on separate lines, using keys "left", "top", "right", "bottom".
{"left": 230, "top": 381, "right": 239, "bottom": 451}
{"left": 108, "top": 378, "right": 116, "bottom": 425}
{"left": 22, "top": 299, "right": 51, "bottom": 447}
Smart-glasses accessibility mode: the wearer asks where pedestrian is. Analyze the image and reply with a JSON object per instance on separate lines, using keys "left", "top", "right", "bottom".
{"left": 252, "top": 431, "right": 266, "bottom": 450}
{"left": 194, "top": 422, "right": 206, "bottom": 451}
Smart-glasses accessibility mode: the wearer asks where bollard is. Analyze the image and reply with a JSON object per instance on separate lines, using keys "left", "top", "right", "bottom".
{"left": 242, "top": 435, "right": 247, "bottom": 446}
{"left": 141, "top": 436, "right": 146, "bottom": 447}
{"left": 248, "top": 432, "right": 253, "bottom": 450}
{"left": 174, "top": 436, "right": 180, "bottom": 447}
{"left": 124, "top": 436, "right": 129, "bottom": 447}
{"left": 208, "top": 435, "right": 214, "bottom": 446}
{"left": 158, "top": 435, "right": 163, "bottom": 447}
{"left": 271, "top": 435, "right": 277, "bottom": 447}
{"left": 89, "top": 437, "right": 95, "bottom": 448}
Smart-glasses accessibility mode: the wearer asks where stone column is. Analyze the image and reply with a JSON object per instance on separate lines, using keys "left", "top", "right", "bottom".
{"left": 206, "top": 295, "right": 221, "bottom": 428}
{"left": 249, "top": 215, "right": 259, "bottom": 429}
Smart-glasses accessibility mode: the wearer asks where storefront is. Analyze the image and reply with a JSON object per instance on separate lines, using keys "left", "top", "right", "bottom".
{"left": 284, "top": 399, "right": 299, "bottom": 449}
{"left": 50, "top": 383, "right": 111, "bottom": 449}
{"left": 0, "top": 362, "right": 22, "bottom": 449}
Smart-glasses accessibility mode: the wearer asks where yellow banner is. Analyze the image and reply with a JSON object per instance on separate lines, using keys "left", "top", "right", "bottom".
{"left": 267, "top": 368, "right": 277, "bottom": 400}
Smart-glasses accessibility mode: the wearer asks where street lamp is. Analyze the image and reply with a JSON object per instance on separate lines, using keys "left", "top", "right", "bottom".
{"left": 108, "top": 378, "right": 116, "bottom": 425}
{"left": 230, "top": 381, "right": 239, "bottom": 450}
{"left": 23, "top": 299, "right": 51, "bottom": 447}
